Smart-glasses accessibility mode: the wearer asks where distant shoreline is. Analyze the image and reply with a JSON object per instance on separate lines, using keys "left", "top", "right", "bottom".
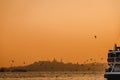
{"left": 0, "top": 60, "right": 107, "bottom": 72}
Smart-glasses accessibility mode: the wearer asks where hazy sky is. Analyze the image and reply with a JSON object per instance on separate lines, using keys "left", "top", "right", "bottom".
{"left": 0, "top": 0, "right": 120, "bottom": 67}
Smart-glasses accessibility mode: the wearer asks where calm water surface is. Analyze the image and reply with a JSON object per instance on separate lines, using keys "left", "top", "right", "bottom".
{"left": 0, "top": 71, "right": 106, "bottom": 80}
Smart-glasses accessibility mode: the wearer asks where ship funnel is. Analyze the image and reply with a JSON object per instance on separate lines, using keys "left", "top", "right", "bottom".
{"left": 114, "top": 44, "right": 120, "bottom": 51}
{"left": 114, "top": 44, "right": 117, "bottom": 50}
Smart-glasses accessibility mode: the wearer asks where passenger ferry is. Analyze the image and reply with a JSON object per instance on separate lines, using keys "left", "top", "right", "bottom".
{"left": 104, "top": 44, "right": 120, "bottom": 80}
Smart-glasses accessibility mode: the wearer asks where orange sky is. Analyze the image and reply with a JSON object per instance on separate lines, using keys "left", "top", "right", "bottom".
{"left": 0, "top": 0, "right": 120, "bottom": 67}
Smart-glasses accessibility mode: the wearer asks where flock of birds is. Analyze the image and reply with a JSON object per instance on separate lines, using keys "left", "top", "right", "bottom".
{"left": 10, "top": 35, "right": 98, "bottom": 64}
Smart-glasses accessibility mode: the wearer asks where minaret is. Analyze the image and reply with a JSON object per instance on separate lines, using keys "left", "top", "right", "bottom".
{"left": 60, "top": 59, "right": 63, "bottom": 63}
{"left": 53, "top": 58, "right": 57, "bottom": 62}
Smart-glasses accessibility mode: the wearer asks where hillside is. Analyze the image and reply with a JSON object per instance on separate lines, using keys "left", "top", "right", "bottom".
{"left": 0, "top": 59, "right": 107, "bottom": 72}
{"left": 18, "top": 60, "right": 107, "bottom": 71}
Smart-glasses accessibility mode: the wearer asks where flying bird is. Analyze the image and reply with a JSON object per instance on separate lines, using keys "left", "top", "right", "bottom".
{"left": 23, "top": 62, "right": 26, "bottom": 64}
{"left": 11, "top": 60, "right": 14, "bottom": 63}
{"left": 94, "top": 35, "right": 97, "bottom": 39}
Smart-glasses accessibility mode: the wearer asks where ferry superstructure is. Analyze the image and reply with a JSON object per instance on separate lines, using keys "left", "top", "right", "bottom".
{"left": 104, "top": 44, "right": 120, "bottom": 80}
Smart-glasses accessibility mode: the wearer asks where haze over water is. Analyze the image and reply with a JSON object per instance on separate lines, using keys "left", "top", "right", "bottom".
{"left": 1, "top": 0, "right": 120, "bottom": 67}
{"left": 1, "top": 0, "right": 120, "bottom": 80}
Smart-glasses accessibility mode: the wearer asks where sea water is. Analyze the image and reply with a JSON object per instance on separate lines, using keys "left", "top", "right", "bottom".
{"left": 0, "top": 71, "right": 106, "bottom": 80}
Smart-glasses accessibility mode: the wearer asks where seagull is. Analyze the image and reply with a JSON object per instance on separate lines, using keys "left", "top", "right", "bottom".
{"left": 11, "top": 60, "right": 14, "bottom": 63}
{"left": 94, "top": 35, "right": 97, "bottom": 39}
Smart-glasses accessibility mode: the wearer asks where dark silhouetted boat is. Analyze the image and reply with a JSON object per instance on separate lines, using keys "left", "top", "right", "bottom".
{"left": 104, "top": 44, "right": 120, "bottom": 80}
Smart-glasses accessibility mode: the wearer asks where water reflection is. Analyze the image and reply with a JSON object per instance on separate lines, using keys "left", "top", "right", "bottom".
{"left": 0, "top": 71, "right": 106, "bottom": 80}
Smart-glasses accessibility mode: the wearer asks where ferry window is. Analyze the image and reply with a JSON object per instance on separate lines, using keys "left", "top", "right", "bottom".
{"left": 116, "top": 58, "right": 120, "bottom": 62}
{"left": 116, "top": 52, "right": 120, "bottom": 57}
{"left": 108, "top": 53, "right": 115, "bottom": 57}
{"left": 117, "top": 49, "right": 120, "bottom": 51}
{"left": 108, "top": 58, "right": 114, "bottom": 62}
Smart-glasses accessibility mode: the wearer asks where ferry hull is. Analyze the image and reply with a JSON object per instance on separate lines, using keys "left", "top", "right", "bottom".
{"left": 104, "top": 73, "right": 120, "bottom": 80}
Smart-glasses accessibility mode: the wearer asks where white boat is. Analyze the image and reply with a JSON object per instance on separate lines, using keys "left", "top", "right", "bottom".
{"left": 104, "top": 44, "right": 120, "bottom": 80}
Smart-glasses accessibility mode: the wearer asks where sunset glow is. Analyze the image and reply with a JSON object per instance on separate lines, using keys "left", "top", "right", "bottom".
{"left": 0, "top": 0, "right": 120, "bottom": 67}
